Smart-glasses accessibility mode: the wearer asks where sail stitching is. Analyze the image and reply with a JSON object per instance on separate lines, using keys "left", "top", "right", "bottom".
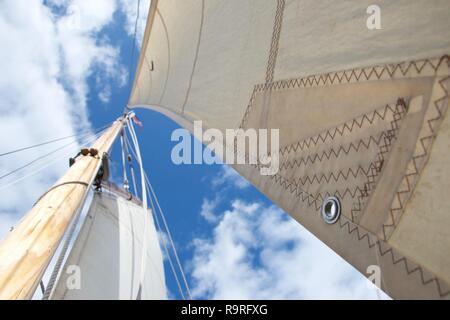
{"left": 338, "top": 216, "right": 450, "bottom": 297}
{"left": 258, "top": 98, "right": 450, "bottom": 298}
{"left": 273, "top": 101, "right": 406, "bottom": 213}
{"left": 278, "top": 103, "right": 405, "bottom": 157}
{"left": 266, "top": 161, "right": 450, "bottom": 297}
{"left": 265, "top": 0, "right": 286, "bottom": 84}
{"left": 239, "top": 55, "right": 450, "bottom": 129}
{"left": 350, "top": 99, "right": 407, "bottom": 222}
{"left": 382, "top": 73, "right": 450, "bottom": 240}
{"left": 248, "top": 101, "right": 406, "bottom": 214}
{"left": 181, "top": 0, "right": 205, "bottom": 115}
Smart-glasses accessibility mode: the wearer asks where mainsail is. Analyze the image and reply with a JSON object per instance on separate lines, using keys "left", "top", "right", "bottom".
{"left": 129, "top": 0, "right": 450, "bottom": 299}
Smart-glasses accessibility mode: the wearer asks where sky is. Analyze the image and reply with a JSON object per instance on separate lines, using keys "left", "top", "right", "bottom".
{"left": 0, "top": 0, "right": 388, "bottom": 300}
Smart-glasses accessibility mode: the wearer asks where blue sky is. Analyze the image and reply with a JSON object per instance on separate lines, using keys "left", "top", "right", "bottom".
{"left": 0, "top": 0, "right": 387, "bottom": 300}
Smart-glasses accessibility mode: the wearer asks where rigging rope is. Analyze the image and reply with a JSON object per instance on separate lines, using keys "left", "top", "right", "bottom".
{"left": 125, "top": 131, "right": 186, "bottom": 300}
{"left": 122, "top": 128, "right": 139, "bottom": 197}
{"left": 0, "top": 124, "right": 111, "bottom": 158}
{"left": 120, "top": 131, "right": 130, "bottom": 191}
{"left": 144, "top": 171, "right": 193, "bottom": 301}
{"left": 144, "top": 172, "right": 186, "bottom": 300}
{"left": 39, "top": 128, "right": 114, "bottom": 299}
{"left": 0, "top": 128, "right": 109, "bottom": 191}
{"left": 126, "top": 117, "right": 150, "bottom": 300}
{"left": 125, "top": 128, "right": 193, "bottom": 300}
{"left": 127, "top": 0, "right": 142, "bottom": 91}
{"left": 0, "top": 125, "right": 111, "bottom": 182}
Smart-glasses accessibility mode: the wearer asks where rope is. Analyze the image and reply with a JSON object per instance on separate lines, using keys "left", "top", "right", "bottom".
{"left": 122, "top": 129, "right": 139, "bottom": 197}
{"left": 144, "top": 173, "right": 186, "bottom": 300}
{"left": 125, "top": 129, "right": 192, "bottom": 300}
{"left": 144, "top": 171, "right": 193, "bottom": 300}
{"left": 0, "top": 130, "right": 106, "bottom": 192}
{"left": 0, "top": 125, "right": 111, "bottom": 182}
{"left": 127, "top": 0, "right": 142, "bottom": 89}
{"left": 120, "top": 131, "right": 130, "bottom": 191}
{"left": 41, "top": 189, "right": 92, "bottom": 300}
{"left": 39, "top": 123, "right": 120, "bottom": 299}
{"left": 0, "top": 124, "right": 110, "bottom": 158}
{"left": 127, "top": 117, "right": 149, "bottom": 300}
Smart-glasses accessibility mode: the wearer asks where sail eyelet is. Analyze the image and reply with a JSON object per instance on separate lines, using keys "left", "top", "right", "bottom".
{"left": 321, "top": 196, "right": 341, "bottom": 224}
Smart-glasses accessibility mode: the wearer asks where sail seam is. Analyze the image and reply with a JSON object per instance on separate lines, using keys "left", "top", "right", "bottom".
{"left": 382, "top": 73, "right": 450, "bottom": 240}
{"left": 261, "top": 161, "right": 450, "bottom": 297}
{"left": 240, "top": 55, "right": 450, "bottom": 129}
{"left": 181, "top": 0, "right": 205, "bottom": 115}
{"left": 265, "top": 0, "right": 286, "bottom": 84}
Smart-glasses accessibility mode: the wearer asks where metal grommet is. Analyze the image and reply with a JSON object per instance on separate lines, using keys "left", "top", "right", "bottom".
{"left": 321, "top": 196, "right": 341, "bottom": 224}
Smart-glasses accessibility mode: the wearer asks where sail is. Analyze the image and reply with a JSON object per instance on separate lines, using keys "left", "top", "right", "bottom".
{"left": 49, "top": 185, "right": 166, "bottom": 300}
{"left": 129, "top": 0, "right": 450, "bottom": 299}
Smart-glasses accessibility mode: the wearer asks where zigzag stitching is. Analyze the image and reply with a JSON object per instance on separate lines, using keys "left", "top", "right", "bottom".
{"left": 274, "top": 100, "right": 406, "bottom": 222}
{"left": 239, "top": 55, "right": 449, "bottom": 130}
{"left": 279, "top": 104, "right": 400, "bottom": 157}
{"left": 268, "top": 163, "right": 449, "bottom": 296}
{"left": 238, "top": 56, "right": 450, "bottom": 297}
{"left": 279, "top": 134, "right": 385, "bottom": 171}
{"left": 350, "top": 100, "right": 407, "bottom": 222}
{"left": 382, "top": 74, "right": 450, "bottom": 240}
{"left": 270, "top": 56, "right": 449, "bottom": 91}
{"left": 338, "top": 217, "right": 450, "bottom": 297}
{"left": 293, "top": 165, "right": 372, "bottom": 186}
{"left": 265, "top": 0, "right": 285, "bottom": 83}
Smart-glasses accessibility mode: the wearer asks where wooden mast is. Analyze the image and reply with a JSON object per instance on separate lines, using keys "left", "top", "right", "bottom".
{"left": 0, "top": 117, "right": 126, "bottom": 300}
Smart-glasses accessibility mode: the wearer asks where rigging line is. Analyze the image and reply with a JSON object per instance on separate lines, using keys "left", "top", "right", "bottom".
{"left": 123, "top": 129, "right": 139, "bottom": 197}
{"left": 41, "top": 189, "right": 93, "bottom": 300}
{"left": 127, "top": 0, "right": 142, "bottom": 92}
{"left": 144, "top": 173, "right": 186, "bottom": 300}
{"left": 144, "top": 171, "right": 193, "bottom": 301}
{"left": 126, "top": 117, "right": 149, "bottom": 300}
{"left": 42, "top": 123, "right": 117, "bottom": 299}
{"left": 120, "top": 131, "right": 130, "bottom": 190}
{"left": 124, "top": 132, "right": 191, "bottom": 300}
{"left": 0, "top": 123, "right": 112, "bottom": 158}
{"left": 0, "top": 126, "right": 110, "bottom": 182}
{"left": 0, "top": 130, "right": 106, "bottom": 192}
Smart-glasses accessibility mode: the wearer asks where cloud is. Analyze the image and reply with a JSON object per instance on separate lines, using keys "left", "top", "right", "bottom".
{"left": 0, "top": 0, "right": 126, "bottom": 239}
{"left": 212, "top": 166, "right": 251, "bottom": 190}
{"left": 190, "top": 200, "right": 389, "bottom": 300}
{"left": 200, "top": 196, "right": 221, "bottom": 223}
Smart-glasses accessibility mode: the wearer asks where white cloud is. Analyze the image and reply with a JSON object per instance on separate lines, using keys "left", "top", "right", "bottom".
{"left": 0, "top": 0, "right": 125, "bottom": 239}
{"left": 200, "top": 196, "right": 221, "bottom": 223}
{"left": 98, "top": 85, "right": 112, "bottom": 104}
{"left": 212, "top": 166, "right": 251, "bottom": 190}
{"left": 190, "top": 200, "right": 390, "bottom": 300}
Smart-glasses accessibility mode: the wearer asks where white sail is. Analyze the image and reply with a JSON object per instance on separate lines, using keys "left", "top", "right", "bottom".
{"left": 128, "top": 0, "right": 450, "bottom": 299}
{"left": 50, "top": 187, "right": 167, "bottom": 300}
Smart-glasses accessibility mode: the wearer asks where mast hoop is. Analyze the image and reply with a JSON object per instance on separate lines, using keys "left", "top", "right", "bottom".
{"left": 33, "top": 181, "right": 89, "bottom": 207}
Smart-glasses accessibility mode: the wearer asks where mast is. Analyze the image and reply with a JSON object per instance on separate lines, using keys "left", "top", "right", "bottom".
{"left": 0, "top": 117, "right": 126, "bottom": 300}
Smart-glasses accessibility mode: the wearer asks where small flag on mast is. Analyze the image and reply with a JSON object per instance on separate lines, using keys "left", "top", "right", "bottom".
{"left": 129, "top": 112, "right": 143, "bottom": 128}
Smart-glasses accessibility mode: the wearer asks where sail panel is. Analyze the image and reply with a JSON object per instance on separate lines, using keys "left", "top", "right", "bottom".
{"left": 50, "top": 191, "right": 166, "bottom": 300}
{"left": 130, "top": 0, "right": 450, "bottom": 299}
